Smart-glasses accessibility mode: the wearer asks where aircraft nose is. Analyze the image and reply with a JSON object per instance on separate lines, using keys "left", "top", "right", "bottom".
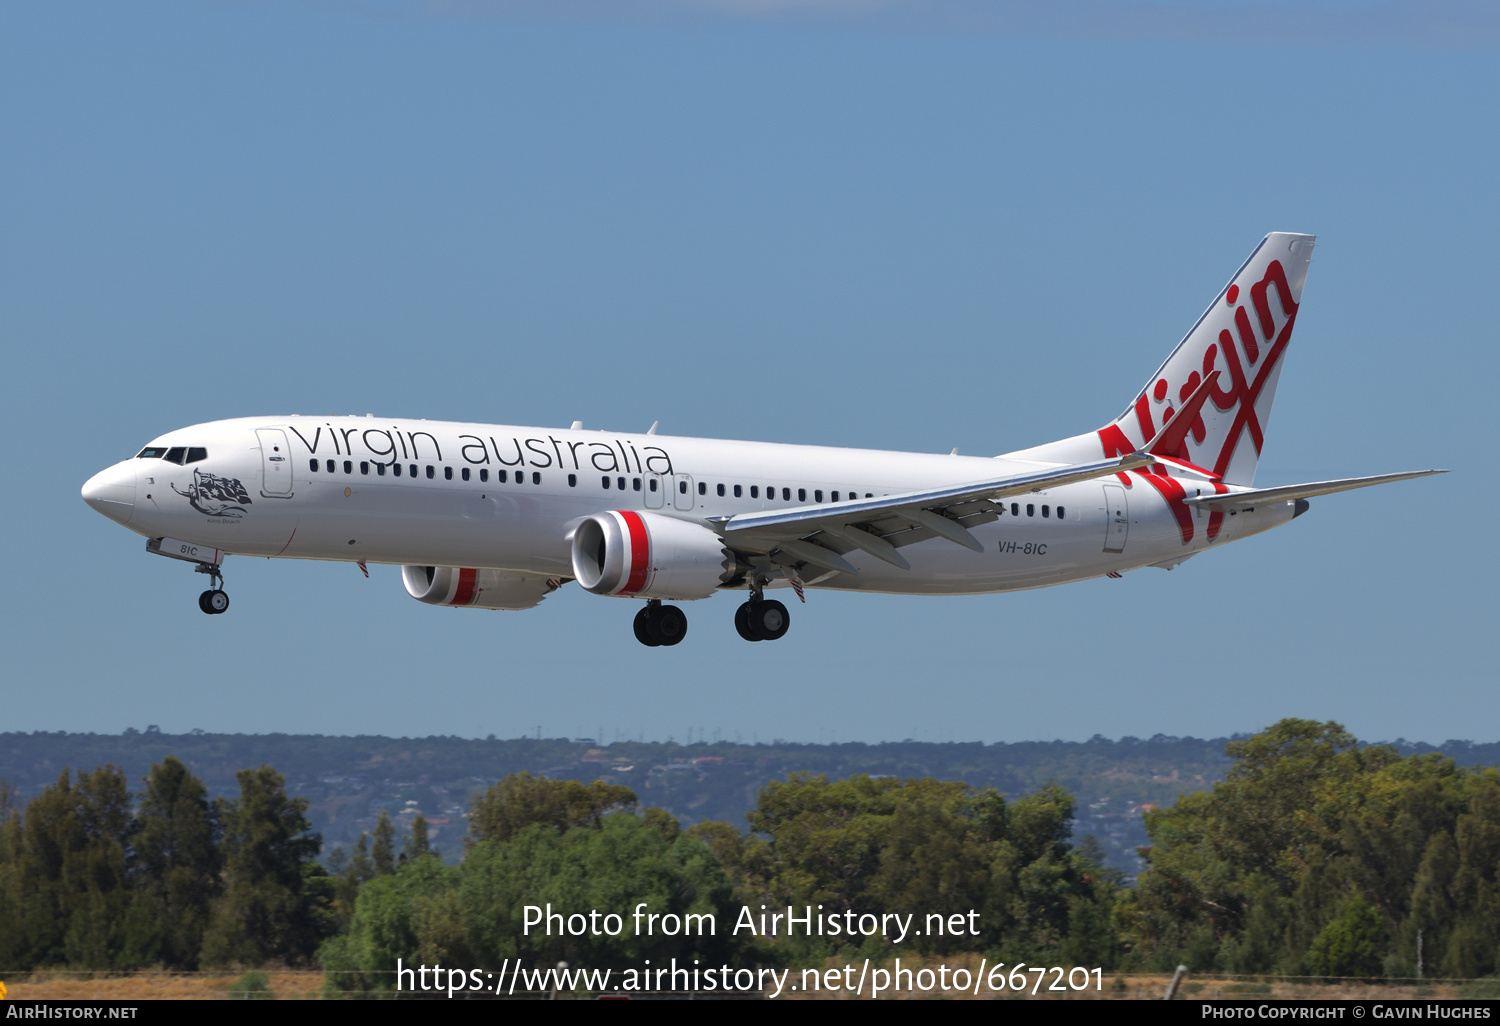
{"left": 82, "top": 461, "right": 137, "bottom": 525}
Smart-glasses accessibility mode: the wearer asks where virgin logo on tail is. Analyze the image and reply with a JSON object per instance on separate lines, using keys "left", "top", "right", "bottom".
{"left": 1099, "top": 258, "right": 1299, "bottom": 543}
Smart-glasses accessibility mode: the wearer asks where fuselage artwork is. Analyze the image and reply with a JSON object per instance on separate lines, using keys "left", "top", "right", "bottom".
{"left": 81, "top": 233, "right": 1442, "bottom": 645}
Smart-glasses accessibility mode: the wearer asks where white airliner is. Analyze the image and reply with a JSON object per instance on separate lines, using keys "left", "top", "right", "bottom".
{"left": 83, "top": 233, "right": 1441, "bottom": 646}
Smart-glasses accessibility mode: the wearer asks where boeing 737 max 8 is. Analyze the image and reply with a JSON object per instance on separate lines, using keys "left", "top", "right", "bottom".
{"left": 81, "top": 233, "right": 1442, "bottom": 646}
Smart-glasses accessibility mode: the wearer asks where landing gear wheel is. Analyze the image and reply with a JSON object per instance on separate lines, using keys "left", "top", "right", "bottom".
{"left": 738, "top": 599, "right": 789, "bottom": 641}
{"left": 633, "top": 606, "right": 661, "bottom": 647}
{"left": 654, "top": 605, "right": 688, "bottom": 646}
{"left": 199, "top": 589, "right": 229, "bottom": 615}
{"left": 752, "top": 599, "right": 789, "bottom": 640}
{"left": 735, "top": 602, "right": 763, "bottom": 642}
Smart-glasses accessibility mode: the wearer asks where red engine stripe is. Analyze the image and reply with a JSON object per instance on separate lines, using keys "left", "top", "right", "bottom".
{"left": 451, "top": 567, "right": 478, "bottom": 606}
{"left": 620, "top": 511, "right": 651, "bottom": 595}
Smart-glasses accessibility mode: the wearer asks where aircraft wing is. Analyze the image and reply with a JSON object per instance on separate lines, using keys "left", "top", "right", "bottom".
{"left": 1181, "top": 469, "right": 1447, "bottom": 513}
{"left": 714, "top": 453, "right": 1155, "bottom": 575}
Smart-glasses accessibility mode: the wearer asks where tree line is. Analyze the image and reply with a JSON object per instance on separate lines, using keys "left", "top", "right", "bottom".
{"left": 2, "top": 720, "right": 1498, "bottom": 985}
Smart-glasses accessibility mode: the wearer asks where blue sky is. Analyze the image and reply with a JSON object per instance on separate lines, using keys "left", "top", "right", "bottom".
{"left": 2, "top": 1, "right": 1494, "bottom": 744}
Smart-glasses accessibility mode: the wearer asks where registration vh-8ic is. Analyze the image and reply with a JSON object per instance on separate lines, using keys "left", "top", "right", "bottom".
{"left": 82, "top": 233, "right": 1442, "bottom": 646}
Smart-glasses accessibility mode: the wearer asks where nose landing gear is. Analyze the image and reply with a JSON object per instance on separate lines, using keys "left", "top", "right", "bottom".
{"left": 195, "top": 562, "right": 229, "bottom": 615}
{"left": 144, "top": 539, "right": 232, "bottom": 616}
{"left": 634, "top": 600, "right": 687, "bottom": 647}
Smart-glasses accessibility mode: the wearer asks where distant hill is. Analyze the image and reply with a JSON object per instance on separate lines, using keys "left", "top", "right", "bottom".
{"left": 2, "top": 731, "right": 1495, "bottom": 877}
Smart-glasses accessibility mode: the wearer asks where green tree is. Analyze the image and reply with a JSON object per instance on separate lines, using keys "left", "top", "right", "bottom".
{"left": 1119, "top": 720, "right": 1500, "bottom": 977}
{"left": 403, "top": 814, "right": 432, "bottom": 863}
{"left": 129, "top": 757, "right": 221, "bottom": 968}
{"left": 742, "top": 773, "right": 1114, "bottom": 961}
{"left": 5, "top": 767, "right": 136, "bottom": 969}
{"left": 0, "top": 780, "right": 22, "bottom": 970}
{"left": 1307, "top": 896, "right": 1383, "bottom": 979}
{"left": 468, "top": 772, "right": 636, "bottom": 844}
{"left": 330, "top": 832, "right": 374, "bottom": 931}
{"left": 322, "top": 811, "right": 738, "bottom": 994}
{"left": 201, "top": 765, "right": 330, "bottom": 966}
{"left": 372, "top": 811, "right": 396, "bottom": 876}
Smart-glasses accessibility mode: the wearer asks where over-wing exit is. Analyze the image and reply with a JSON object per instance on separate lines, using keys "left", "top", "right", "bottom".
{"left": 82, "top": 233, "right": 1443, "bottom": 646}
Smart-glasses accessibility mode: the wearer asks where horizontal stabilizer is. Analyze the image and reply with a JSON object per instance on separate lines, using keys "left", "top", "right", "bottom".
{"left": 1182, "top": 469, "right": 1446, "bottom": 512}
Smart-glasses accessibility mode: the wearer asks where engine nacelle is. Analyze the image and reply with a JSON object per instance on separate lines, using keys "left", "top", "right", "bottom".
{"left": 401, "top": 565, "right": 558, "bottom": 610}
{"left": 570, "top": 510, "right": 733, "bottom": 601}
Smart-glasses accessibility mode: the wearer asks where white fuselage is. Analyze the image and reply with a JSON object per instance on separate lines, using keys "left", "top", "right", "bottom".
{"left": 82, "top": 415, "right": 1296, "bottom": 598}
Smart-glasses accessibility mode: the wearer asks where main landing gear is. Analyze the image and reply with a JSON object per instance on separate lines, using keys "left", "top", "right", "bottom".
{"left": 734, "top": 597, "right": 790, "bottom": 642}
{"left": 734, "top": 576, "right": 790, "bottom": 643}
{"left": 634, "top": 600, "right": 687, "bottom": 647}
{"left": 630, "top": 586, "right": 793, "bottom": 647}
{"left": 195, "top": 562, "right": 229, "bottom": 615}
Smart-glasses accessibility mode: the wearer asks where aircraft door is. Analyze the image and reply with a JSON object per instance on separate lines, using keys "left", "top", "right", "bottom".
{"left": 1102, "top": 484, "right": 1128, "bottom": 552}
{"left": 257, "top": 428, "right": 294, "bottom": 498}
{"left": 673, "top": 474, "right": 695, "bottom": 511}
{"left": 644, "top": 473, "right": 666, "bottom": 509}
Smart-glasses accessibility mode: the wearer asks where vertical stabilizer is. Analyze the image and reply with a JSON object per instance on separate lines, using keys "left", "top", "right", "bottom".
{"left": 1005, "top": 232, "right": 1314, "bottom": 486}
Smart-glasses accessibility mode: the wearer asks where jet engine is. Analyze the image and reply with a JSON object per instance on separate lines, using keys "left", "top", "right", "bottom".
{"left": 570, "top": 510, "right": 734, "bottom": 601}
{"left": 401, "top": 565, "right": 559, "bottom": 610}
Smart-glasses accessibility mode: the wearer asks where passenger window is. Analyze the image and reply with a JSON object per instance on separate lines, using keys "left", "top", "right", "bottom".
{"left": 324, "top": 460, "right": 333, "bottom": 473}
{"left": 750, "top": 486, "right": 759, "bottom": 498}
{"left": 1042, "top": 504, "right": 1050, "bottom": 518}
{"left": 1027, "top": 504, "right": 1035, "bottom": 517}
{"left": 814, "top": 490, "right": 823, "bottom": 503}
{"left": 345, "top": 460, "right": 353, "bottom": 474}
{"left": 831, "top": 491, "right": 839, "bottom": 501}
{"left": 497, "top": 469, "right": 507, "bottom": 483}
{"left": 1011, "top": 502, "right": 1019, "bottom": 516}
{"left": 376, "top": 463, "right": 386, "bottom": 477}
{"left": 698, "top": 482, "right": 707, "bottom": 495}
{"left": 532, "top": 472, "right": 541, "bottom": 485}
{"left": 164, "top": 447, "right": 186, "bottom": 465}
{"left": 393, "top": 463, "right": 402, "bottom": 477}
{"left": 865, "top": 493, "right": 873, "bottom": 498}
{"left": 679, "top": 480, "right": 687, "bottom": 494}
{"left": 309, "top": 459, "right": 318, "bottom": 472}
{"left": 444, "top": 466, "right": 453, "bottom": 480}
{"left": 633, "top": 478, "right": 641, "bottom": 492}
{"left": 408, "top": 464, "right": 417, "bottom": 477}
{"left": 360, "top": 461, "right": 369, "bottom": 475}
{"left": 1057, "top": 505, "right": 1066, "bottom": 519}
{"left": 733, "top": 484, "right": 742, "bottom": 497}
{"left": 460, "top": 467, "right": 469, "bottom": 481}
{"left": 783, "top": 488, "right": 791, "bottom": 501}
{"left": 426, "top": 466, "right": 435, "bottom": 479}
{"left": 618, "top": 476, "right": 626, "bottom": 490}
{"left": 186, "top": 447, "right": 208, "bottom": 463}
{"left": 602, "top": 476, "right": 611, "bottom": 489}
{"left": 480, "top": 469, "right": 488, "bottom": 482}
{"left": 649, "top": 478, "right": 658, "bottom": 492}
{"left": 568, "top": 473, "right": 577, "bottom": 487}
{"left": 716, "top": 483, "right": 725, "bottom": 497}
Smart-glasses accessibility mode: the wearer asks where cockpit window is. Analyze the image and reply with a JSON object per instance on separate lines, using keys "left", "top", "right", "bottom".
{"left": 186, "top": 447, "right": 208, "bottom": 464}
{"left": 136, "top": 447, "right": 169, "bottom": 459}
{"left": 163, "top": 447, "right": 187, "bottom": 465}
